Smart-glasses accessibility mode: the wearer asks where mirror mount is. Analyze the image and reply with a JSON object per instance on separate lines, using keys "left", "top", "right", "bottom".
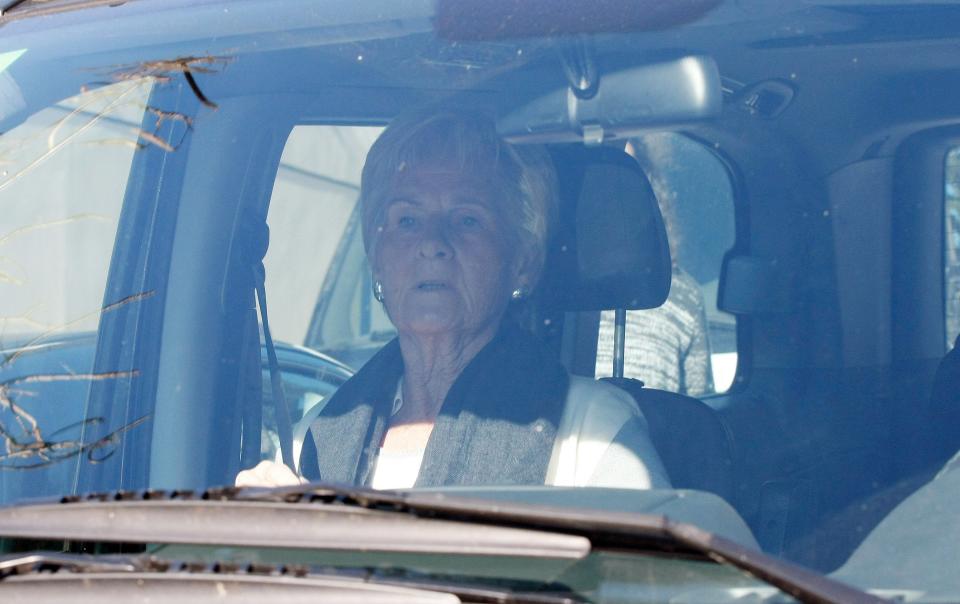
{"left": 558, "top": 36, "right": 600, "bottom": 101}
{"left": 498, "top": 54, "right": 722, "bottom": 144}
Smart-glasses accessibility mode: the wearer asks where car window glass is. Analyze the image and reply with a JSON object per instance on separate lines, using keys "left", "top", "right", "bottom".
{"left": 264, "top": 124, "right": 383, "bottom": 351}
{"left": 945, "top": 146, "right": 960, "bottom": 350}
{"left": 0, "top": 77, "right": 153, "bottom": 502}
{"left": 594, "top": 133, "right": 737, "bottom": 395}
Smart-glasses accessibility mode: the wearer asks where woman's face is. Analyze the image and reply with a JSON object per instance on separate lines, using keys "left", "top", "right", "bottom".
{"left": 371, "top": 162, "right": 530, "bottom": 340}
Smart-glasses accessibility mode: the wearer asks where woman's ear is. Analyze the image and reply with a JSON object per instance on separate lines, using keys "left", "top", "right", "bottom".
{"left": 511, "top": 243, "right": 542, "bottom": 293}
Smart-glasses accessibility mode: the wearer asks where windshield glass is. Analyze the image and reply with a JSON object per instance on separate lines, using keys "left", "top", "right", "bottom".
{"left": 0, "top": 0, "right": 958, "bottom": 602}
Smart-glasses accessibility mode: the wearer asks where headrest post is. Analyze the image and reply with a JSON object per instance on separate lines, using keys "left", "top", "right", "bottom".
{"left": 613, "top": 308, "right": 626, "bottom": 379}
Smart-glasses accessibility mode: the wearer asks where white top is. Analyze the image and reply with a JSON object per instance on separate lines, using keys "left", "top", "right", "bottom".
{"left": 370, "top": 380, "right": 425, "bottom": 489}
{"left": 364, "top": 375, "right": 670, "bottom": 490}
{"left": 370, "top": 447, "right": 426, "bottom": 490}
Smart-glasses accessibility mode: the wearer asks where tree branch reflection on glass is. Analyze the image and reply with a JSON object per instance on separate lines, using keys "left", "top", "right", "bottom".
{"left": 0, "top": 369, "right": 147, "bottom": 469}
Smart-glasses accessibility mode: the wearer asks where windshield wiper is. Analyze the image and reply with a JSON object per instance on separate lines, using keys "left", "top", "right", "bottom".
{"left": 0, "top": 488, "right": 590, "bottom": 560}
{"left": 0, "top": 0, "right": 128, "bottom": 22}
{"left": 0, "top": 551, "right": 140, "bottom": 576}
{"left": 235, "top": 483, "right": 888, "bottom": 604}
{"left": 0, "top": 551, "right": 581, "bottom": 604}
{"left": 0, "top": 483, "right": 887, "bottom": 604}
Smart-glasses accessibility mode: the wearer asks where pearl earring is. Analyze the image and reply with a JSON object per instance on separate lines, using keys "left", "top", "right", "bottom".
{"left": 511, "top": 287, "right": 526, "bottom": 300}
{"left": 373, "top": 280, "right": 385, "bottom": 302}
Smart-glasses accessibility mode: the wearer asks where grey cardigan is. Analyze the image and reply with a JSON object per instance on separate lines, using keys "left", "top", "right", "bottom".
{"left": 300, "top": 322, "right": 568, "bottom": 487}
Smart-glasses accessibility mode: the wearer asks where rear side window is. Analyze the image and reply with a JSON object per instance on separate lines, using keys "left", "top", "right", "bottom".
{"left": 946, "top": 147, "right": 960, "bottom": 350}
{"left": 594, "top": 133, "right": 737, "bottom": 395}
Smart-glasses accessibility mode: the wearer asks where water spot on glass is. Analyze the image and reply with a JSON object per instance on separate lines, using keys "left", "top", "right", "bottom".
{"left": 560, "top": 245, "right": 568, "bottom": 252}
{"left": 357, "top": 55, "right": 364, "bottom": 62}
{"left": 789, "top": 73, "right": 798, "bottom": 80}
{"left": 543, "top": 318, "right": 552, "bottom": 326}
{"left": 517, "top": 48, "right": 523, "bottom": 56}
{"left": 822, "top": 209, "right": 830, "bottom": 217}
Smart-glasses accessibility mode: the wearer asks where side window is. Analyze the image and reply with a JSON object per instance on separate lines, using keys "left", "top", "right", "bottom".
{"left": 261, "top": 125, "right": 383, "bottom": 461}
{"left": 264, "top": 124, "right": 383, "bottom": 351}
{"left": 595, "top": 133, "right": 737, "bottom": 395}
{"left": 945, "top": 147, "right": 960, "bottom": 351}
{"left": 0, "top": 78, "right": 153, "bottom": 500}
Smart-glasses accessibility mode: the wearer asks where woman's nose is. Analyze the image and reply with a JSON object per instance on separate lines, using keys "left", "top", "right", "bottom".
{"left": 418, "top": 220, "right": 453, "bottom": 258}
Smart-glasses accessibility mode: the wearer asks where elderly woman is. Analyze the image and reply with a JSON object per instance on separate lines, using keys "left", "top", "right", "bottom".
{"left": 238, "top": 110, "right": 670, "bottom": 490}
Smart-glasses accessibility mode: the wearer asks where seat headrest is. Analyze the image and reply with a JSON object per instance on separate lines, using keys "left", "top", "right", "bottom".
{"left": 538, "top": 145, "right": 671, "bottom": 312}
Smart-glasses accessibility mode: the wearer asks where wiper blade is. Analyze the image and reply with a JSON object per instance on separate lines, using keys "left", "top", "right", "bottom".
{"left": 0, "top": 488, "right": 589, "bottom": 560}
{"left": 0, "top": 0, "right": 130, "bottom": 22}
{"left": 0, "top": 551, "right": 579, "bottom": 604}
{"left": 0, "top": 552, "right": 141, "bottom": 577}
{"left": 237, "top": 483, "right": 889, "bottom": 604}
{"left": 0, "top": 484, "right": 886, "bottom": 604}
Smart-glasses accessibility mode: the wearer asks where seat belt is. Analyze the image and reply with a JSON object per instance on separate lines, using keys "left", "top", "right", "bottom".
{"left": 248, "top": 221, "right": 296, "bottom": 470}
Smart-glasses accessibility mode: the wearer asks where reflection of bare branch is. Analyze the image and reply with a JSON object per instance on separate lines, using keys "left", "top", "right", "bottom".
{"left": 80, "top": 138, "right": 143, "bottom": 150}
{"left": 101, "top": 290, "right": 156, "bottom": 313}
{"left": 0, "top": 81, "right": 148, "bottom": 194}
{"left": 183, "top": 71, "right": 217, "bottom": 109}
{"left": 148, "top": 107, "right": 193, "bottom": 130}
{"left": 0, "top": 369, "right": 146, "bottom": 469}
{"left": 0, "top": 415, "right": 150, "bottom": 469}
{"left": 0, "top": 251, "right": 29, "bottom": 285}
{"left": 4, "top": 370, "right": 138, "bottom": 386}
{"left": 0, "top": 312, "right": 47, "bottom": 335}
{"left": 0, "top": 213, "right": 111, "bottom": 247}
{"left": 133, "top": 128, "right": 174, "bottom": 152}
{"left": 135, "top": 105, "right": 195, "bottom": 152}
{"left": 0, "top": 290, "right": 154, "bottom": 368}
{"left": 109, "top": 56, "right": 230, "bottom": 110}
{"left": 46, "top": 85, "right": 132, "bottom": 150}
{"left": 5, "top": 396, "right": 39, "bottom": 445}
{"left": 1, "top": 308, "right": 104, "bottom": 367}
{"left": 0, "top": 270, "right": 23, "bottom": 285}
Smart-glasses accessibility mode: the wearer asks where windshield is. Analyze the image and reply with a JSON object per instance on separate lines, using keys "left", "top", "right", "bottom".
{"left": 0, "top": 0, "right": 957, "bottom": 602}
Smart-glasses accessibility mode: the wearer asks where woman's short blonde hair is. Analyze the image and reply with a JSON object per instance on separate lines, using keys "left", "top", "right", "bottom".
{"left": 360, "top": 109, "right": 557, "bottom": 289}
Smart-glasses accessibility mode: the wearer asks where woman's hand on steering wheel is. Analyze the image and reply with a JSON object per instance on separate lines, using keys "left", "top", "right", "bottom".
{"left": 235, "top": 459, "right": 306, "bottom": 488}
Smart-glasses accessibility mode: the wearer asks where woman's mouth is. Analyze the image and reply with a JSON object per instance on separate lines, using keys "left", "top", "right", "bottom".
{"left": 417, "top": 281, "right": 447, "bottom": 291}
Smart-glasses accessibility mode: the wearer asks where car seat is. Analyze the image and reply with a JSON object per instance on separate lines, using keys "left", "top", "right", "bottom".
{"left": 926, "top": 334, "right": 960, "bottom": 470}
{"left": 540, "top": 144, "right": 735, "bottom": 502}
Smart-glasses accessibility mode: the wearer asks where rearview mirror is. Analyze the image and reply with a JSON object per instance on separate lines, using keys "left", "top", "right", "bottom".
{"left": 498, "top": 55, "right": 722, "bottom": 144}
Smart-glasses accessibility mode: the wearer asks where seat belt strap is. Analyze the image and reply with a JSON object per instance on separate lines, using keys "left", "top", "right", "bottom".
{"left": 252, "top": 255, "right": 296, "bottom": 470}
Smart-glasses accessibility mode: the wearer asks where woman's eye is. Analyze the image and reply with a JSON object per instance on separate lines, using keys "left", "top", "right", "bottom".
{"left": 397, "top": 215, "right": 417, "bottom": 228}
{"left": 459, "top": 215, "right": 480, "bottom": 228}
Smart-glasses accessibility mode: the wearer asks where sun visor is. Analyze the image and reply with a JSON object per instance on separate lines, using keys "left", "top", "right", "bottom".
{"left": 539, "top": 145, "right": 671, "bottom": 311}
